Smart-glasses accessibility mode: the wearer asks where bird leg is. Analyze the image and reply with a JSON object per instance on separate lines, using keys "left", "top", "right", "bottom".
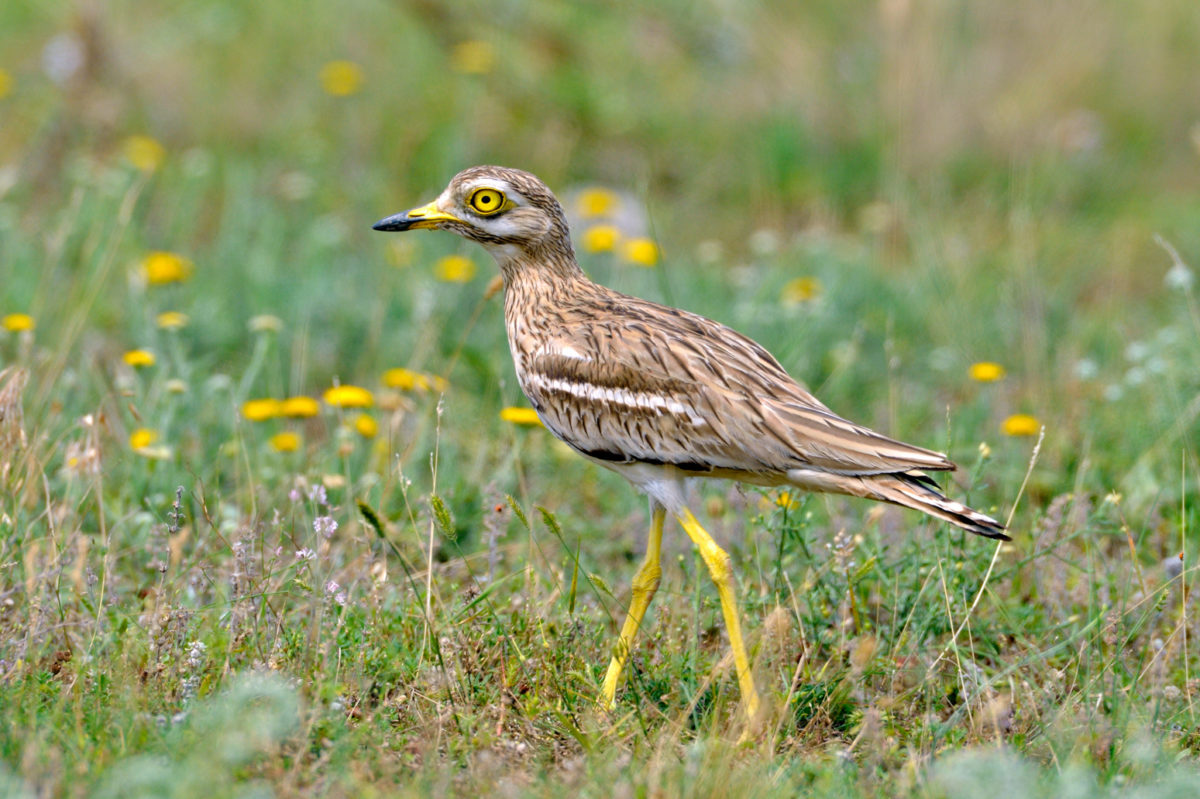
{"left": 676, "top": 508, "right": 761, "bottom": 722}
{"left": 600, "top": 503, "right": 665, "bottom": 710}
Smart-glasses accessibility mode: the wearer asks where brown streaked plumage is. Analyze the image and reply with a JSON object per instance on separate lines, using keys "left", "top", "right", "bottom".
{"left": 373, "top": 165, "right": 1006, "bottom": 726}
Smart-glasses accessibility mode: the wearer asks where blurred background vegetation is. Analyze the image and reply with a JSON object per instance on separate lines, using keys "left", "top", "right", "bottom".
{"left": 1, "top": 0, "right": 1197, "bottom": 485}
{"left": 2, "top": 0, "right": 1200, "bottom": 796}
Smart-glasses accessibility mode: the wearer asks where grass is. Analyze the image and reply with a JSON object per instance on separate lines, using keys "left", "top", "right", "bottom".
{"left": 2, "top": 0, "right": 1200, "bottom": 796}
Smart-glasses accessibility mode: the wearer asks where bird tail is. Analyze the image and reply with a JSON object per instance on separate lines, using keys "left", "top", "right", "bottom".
{"left": 868, "top": 471, "right": 1009, "bottom": 539}
{"left": 785, "top": 467, "right": 1009, "bottom": 540}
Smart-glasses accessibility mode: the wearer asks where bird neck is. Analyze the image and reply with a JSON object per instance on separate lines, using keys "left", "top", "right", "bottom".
{"left": 490, "top": 235, "right": 588, "bottom": 288}
{"left": 498, "top": 247, "right": 597, "bottom": 330}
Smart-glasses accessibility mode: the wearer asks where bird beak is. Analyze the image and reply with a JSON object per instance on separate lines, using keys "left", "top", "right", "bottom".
{"left": 372, "top": 200, "right": 460, "bottom": 232}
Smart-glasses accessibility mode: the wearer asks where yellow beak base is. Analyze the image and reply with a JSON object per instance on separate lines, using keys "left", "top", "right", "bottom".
{"left": 372, "top": 200, "right": 460, "bottom": 232}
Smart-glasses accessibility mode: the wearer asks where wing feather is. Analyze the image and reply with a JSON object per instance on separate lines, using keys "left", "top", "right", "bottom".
{"left": 516, "top": 290, "right": 952, "bottom": 478}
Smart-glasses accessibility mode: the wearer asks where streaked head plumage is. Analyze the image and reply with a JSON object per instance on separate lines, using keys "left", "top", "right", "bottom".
{"left": 373, "top": 166, "right": 573, "bottom": 263}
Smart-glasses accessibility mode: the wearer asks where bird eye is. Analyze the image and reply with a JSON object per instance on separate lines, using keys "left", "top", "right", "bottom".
{"left": 468, "top": 188, "right": 506, "bottom": 216}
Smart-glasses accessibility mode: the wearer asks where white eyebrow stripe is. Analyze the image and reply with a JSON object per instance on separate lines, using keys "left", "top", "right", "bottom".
{"left": 460, "top": 178, "right": 522, "bottom": 207}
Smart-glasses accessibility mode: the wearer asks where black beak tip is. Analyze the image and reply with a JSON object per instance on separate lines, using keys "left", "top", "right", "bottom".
{"left": 371, "top": 214, "right": 409, "bottom": 232}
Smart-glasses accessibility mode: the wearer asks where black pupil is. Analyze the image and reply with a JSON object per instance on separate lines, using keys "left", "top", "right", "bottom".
{"left": 479, "top": 194, "right": 493, "bottom": 207}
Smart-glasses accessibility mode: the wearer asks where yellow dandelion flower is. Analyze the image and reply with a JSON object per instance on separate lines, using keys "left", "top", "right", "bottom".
{"left": 319, "top": 60, "right": 364, "bottom": 96}
{"left": 323, "top": 384, "right": 374, "bottom": 408}
{"left": 122, "top": 349, "right": 156, "bottom": 368}
{"left": 582, "top": 225, "right": 620, "bottom": 254}
{"left": 2, "top": 313, "right": 34, "bottom": 332}
{"left": 0, "top": 69, "right": 12, "bottom": 100}
{"left": 969, "top": 362, "right": 1006, "bottom": 383}
{"left": 142, "top": 251, "right": 193, "bottom": 285}
{"left": 242, "top": 398, "right": 282, "bottom": 421}
{"left": 129, "top": 428, "right": 158, "bottom": 450}
{"left": 382, "top": 367, "right": 420, "bottom": 391}
{"left": 269, "top": 431, "right": 301, "bottom": 452}
{"left": 280, "top": 396, "right": 320, "bottom": 417}
{"left": 248, "top": 314, "right": 283, "bottom": 333}
{"left": 578, "top": 188, "right": 619, "bottom": 218}
{"left": 781, "top": 276, "right": 822, "bottom": 304}
{"left": 500, "top": 407, "right": 542, "bottom": 427}
{"left": 775, "top": 491, "right": 801, "bottom": 510}
{"left": 1001, "top": 413, "right": 1040, "bottom": 437}
{"left": 450, "top": 40, "right": 495, "bottom": 75}
{"left": 621, "top": 237, "right": 659, "bottom": 267}
{"left": 156, "top": 311, "right": 189, "bottom": 330}
{"left": 123, "top": 135, "right": 165, "bottom": 172}
{"left": 382, "top": 367, "right": 447, "bottom": 393}
{"left": 353, "top": 413, "right": 378, "bottom": 438}
{"left": 434, "top": 254, "right": 476, "bottom": 283}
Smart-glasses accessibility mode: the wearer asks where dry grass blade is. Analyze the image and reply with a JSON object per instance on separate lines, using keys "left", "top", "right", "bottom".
{"left": 0, "top": 367, "right": 28, "bottom": 481}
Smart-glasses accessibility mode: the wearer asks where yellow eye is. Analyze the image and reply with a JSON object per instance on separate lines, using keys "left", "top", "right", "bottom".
{"left": 468, "top": 188, "right": 506, "bottom": 216}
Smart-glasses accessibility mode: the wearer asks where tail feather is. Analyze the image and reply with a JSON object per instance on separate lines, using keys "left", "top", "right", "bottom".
{"left": 785, "top": 467, "right": 1009, "bottom": 540}
{"left": 872, "top": 471, "right": 1008, "bottom": 539}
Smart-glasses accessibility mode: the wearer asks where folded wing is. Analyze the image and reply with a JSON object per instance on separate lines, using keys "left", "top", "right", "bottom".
{"left": 518, "top": 293, "right": 953, "bottom": 479}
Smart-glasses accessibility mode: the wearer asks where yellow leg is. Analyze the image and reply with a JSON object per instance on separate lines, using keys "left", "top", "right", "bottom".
{"left": 600, "top": 504, "right": 666, "bottom": 710}
{"left": 677, "top": 508, "right": 761, "bottom": 722}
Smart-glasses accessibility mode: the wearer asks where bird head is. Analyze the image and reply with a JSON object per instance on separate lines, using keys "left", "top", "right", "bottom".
{"left": 373, "top": 166, "right": 576, "bottom": 270}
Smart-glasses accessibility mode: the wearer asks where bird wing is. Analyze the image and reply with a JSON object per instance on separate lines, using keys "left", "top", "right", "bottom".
{"left": 518, "top": 292, "right": 953, "bottom": 477}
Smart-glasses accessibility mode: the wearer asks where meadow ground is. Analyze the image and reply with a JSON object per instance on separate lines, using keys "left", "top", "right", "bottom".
{"left": 2, "top": 1, "right": 1200, "bottom": 796}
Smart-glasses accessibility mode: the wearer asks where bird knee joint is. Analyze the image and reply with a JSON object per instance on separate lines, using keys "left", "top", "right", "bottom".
{"left": 632, "top": 564, "right": 662, "bottom": 595}
{"left": 703, "top": 547, "right": 732, "bottom": 583}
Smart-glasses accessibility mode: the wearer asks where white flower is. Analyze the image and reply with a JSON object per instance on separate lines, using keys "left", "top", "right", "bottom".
{"left": 313, "top": 516, "right": 337, "bottom": 538}
{"left": 185, "top": 640, "right": 207, "bottom": 669}
{"left": 1165, "top": 261, "right": 1194, "bottom": 291}
{"left": 1073, "top": 358, "right": 1098, "bottom": 380}
{"left": 1124, "top": 341, "right": 1149, "bottom": 362}
{"left": 295, "top": 548, "right": 316, "bottom": 562}
{"left": 748, "top": 228, "right": 780, "bottom": 256}
{"left": 1155, "top": 234, "right": 1194, "bottom": 291}
{"left": 42, "top": 33, "right": 85, "bottom": 85}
